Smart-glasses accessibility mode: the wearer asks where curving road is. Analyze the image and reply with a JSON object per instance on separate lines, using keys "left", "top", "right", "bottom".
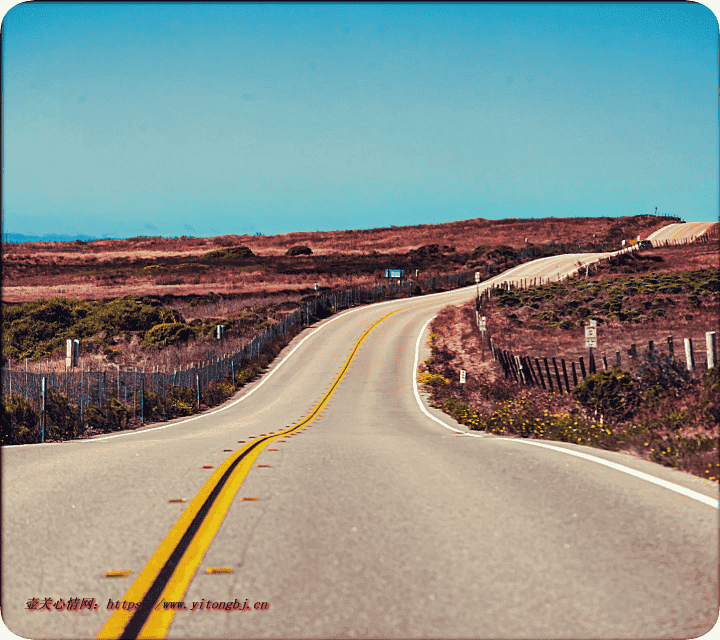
{"left": 2, "top": 224, "right": 718, "bottom": 639}
{"left": 647, "top": 221, "right": 716, "bottom": 245}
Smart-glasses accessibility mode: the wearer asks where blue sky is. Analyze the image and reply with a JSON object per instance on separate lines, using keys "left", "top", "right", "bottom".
{"left": 2, "top": 2, "right": 718, "bottom": 239}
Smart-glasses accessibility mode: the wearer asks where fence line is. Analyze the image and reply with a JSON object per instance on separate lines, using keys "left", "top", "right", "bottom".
{"left": 488, "top": 331, "right": 717, "bottom": 392}
{"left": 2, "top": 273, "right": 485, "bottom": 416}
{"left": 5, "top": 232, "right": 713, "bottom": 415}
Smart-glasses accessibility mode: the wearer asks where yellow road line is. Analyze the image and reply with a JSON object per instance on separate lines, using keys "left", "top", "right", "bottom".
{"left": 97, "top": 309, "right": 399, "bottom": 639}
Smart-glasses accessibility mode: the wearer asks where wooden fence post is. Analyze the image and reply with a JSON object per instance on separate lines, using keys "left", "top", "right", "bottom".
{"left": 579, "top": 357, "right": 587, "bottom": 379}
{"left": 534, "top": 358, "right": 546, "bottom": 390}
{"left": 572, "top": 362, "right": 578, "bottom": 386}
{"left": 667, "top": 336, "right": 674, "bottom": 359}
{"left": 552, "top": 358, "right": 563, "bottom": 393}
{"left": 507, "top": 352, "right": 519, "bottom": 383}
{"left": 543, "top": 358, "right": 553, "bottom": 391}
{"left": 562, "top": 359, "right": 570, "bottom": 392}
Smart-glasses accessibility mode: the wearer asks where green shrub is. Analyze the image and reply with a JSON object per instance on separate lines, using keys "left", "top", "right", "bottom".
{"left": 103, "top": 398, "right": 131, "bottom": 431}
{"left": 1, "top": 394, "right": 39, "bottom": 444}
{"left": 633, "top": 350, "right": 692, "bottom": 398}
{"left": 136, "top": 388, "right": 167, "bottom": 422}
{"left": 204, "top": 246, "right": 254, "bottom": 260}
{"left": 701, "top": 367, "right": 719, "bottom": 426}
{"left": 286, "top": 245, "right": 313, "bottom": 256}
{"left": 166, "top": 386, "right": 196, "bottom": 417}
{"left": 417, "top": 371, "right": 450, "bottom": 387}
{"left": 201, "top": 380, "right": 236, "bottom": 407}
{"left": 44, "top": 391, "right": 81, "bottom": 441}
{"left": 2, "top": 295, "right": 183, "bottom": 361}
{"left": 572, "top": 368, "right": 638, "bottom": 422}
{"left": 84, "top": 405, "right": 107, "bottom": 431}
{"left": 234, "top": 364, "right": 261, "bottom": 386}
{"left": 141, "top": 322, "right": 194, "bottom": 349}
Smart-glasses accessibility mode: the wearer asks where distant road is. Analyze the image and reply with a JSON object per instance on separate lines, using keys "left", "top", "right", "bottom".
{"left": 2, "top": 225, "right": 718, "bottom": 639}
{"left": 647, "top": 221, "right": 716, "bottom": 244}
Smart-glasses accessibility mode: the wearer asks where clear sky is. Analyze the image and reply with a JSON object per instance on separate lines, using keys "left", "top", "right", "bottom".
{"left": 2, "top": 2, "right": 718, "bottom": 239}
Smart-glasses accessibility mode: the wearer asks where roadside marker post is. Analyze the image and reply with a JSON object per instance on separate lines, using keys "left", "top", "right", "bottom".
{"left": 478, "top": 316, "right": 487, "bottom": 359}
{"left": 585, "top": 320, "right": 597, "bottom": 375}
{"left": 707, "top": 332, "right": 716, "bottom": 369}
{"left": 460, "top": 369, "right": 466, "bottom": 393}
{"left": 41, "top": 377, "right": 46, "bottom": 443}
{"left": 685, "top": 338, "right": 695, "bottom": 371}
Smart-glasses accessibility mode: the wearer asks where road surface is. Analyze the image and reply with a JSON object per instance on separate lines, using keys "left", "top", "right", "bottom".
{"left": 647, "top": 221, "right": 716, "bottom": 245}
{"left": 2, "top": 228, "right": 718, "bottom": 639}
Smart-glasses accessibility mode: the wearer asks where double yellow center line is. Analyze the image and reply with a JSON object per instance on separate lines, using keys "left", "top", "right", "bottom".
{"left": 98, "top": 309, "right": 399, "bottom": 639}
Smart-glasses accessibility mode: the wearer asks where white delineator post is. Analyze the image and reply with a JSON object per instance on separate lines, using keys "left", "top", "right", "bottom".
{"left": 684, "top": 338, "right": 695, "bottom": 372}
{"left": 707, "top": 332, "right": 717, "bottom": 369}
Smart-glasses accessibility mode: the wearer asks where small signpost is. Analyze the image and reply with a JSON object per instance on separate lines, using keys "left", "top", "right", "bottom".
{"left": 585, "top": 320, "right": 597, "bottom": 373}
{"left": 460, "top": 369, "right": 466, "bottom": 392}
{"left": 66, "top": 339, "right": 80, "bottom": 368}
{"left": 584, "top": 320, "right": 597, "bottom": 348}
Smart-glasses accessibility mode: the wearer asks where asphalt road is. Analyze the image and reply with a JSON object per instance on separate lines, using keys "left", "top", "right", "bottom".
{"left": 2, "top": 226, "right": 718, "bottom": 639}
{"left": 647, "top": 221, "right": 716, "bottom": 245}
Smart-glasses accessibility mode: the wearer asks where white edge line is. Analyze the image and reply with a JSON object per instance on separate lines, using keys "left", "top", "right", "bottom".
{"left": 11, "top": 283, "right": 481, "bottom": 447}
{"left": 7, "top": 227, "right": 687, "bottom": 447}
{"left": 507, "top": 439, "right": 719, "bottom": 509}
{"left": 412, "top": 317, "right": 464, "bottom": 434}
{"left": 412, "top": 308, "right": 719, "bottom": 509}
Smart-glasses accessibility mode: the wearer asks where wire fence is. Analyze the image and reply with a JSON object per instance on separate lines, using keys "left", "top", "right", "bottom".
{"left": 2, "top": 273, "right": 480, "bottom": 416}
{"left": 488, "top": 332, "right": 718, "bottom": 393}
{"left": 4, "top": 232, "right": 713, "bottom": 419}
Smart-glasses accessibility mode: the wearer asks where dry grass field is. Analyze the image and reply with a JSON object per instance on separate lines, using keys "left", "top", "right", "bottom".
{"left": 419, "top": 238, "right": 719, "bottom": 480}
{"left": 2, "top": 214, "right": 682, "bottom": 304}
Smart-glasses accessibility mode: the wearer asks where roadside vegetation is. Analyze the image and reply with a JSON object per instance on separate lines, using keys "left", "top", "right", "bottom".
{"left": 2, "top": 214, "right": 685, "bottom": 303}
{"left": 3, "top": 215, "right": 714, "bottom": 447}
{"left": 1, "top": 294, "right": 305, "bottom": 368}
{"left": 1, "top": 322, "right": 302, "bottom": 444}
{"left": 419, "top": 242, "right": 719, "bottom": 482}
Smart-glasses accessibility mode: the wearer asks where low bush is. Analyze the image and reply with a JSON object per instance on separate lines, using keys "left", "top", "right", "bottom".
{"left": 141, "top": 322, "right": 194, "bottom": 349}
{"left": 632, "top": 350, "right": 693, "bottom": 398}
{"left": 1, "top": 394, "right": 39, "bottom": 444}
{"left": 84, "top": 398, "right": 132, "bottom": 432}
{"left": 44, "top": 391, "right": 82, "bottom": 441}
{"left": 166, "top": 386, "right": 196, "bottom": 416}
{"left": 203, "top": 246, "right": 254, "bottom": 260}
{"left": 286, "top": 245, "right": 312, "bottom": 256}
{"left": 136, "top": 388, "right": 167, "bottom": 422}
{"left": 417, "top": 371, "right": 450, "bottom": 387}
{"left": 201, "top": 380, "right": 236, "bottom": 406}
{"left": 572, "top": 368, "right": 638, "bottom": 423}
{"left": 234, "top": 364, "right": 261, "bottom": 386}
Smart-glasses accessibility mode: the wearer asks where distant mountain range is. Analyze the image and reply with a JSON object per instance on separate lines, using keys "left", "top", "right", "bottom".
{"left": 2, "top": 233, "right": 106, "bottom": 243}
